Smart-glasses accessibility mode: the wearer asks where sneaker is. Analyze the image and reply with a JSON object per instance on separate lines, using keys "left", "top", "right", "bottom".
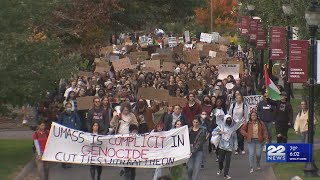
{"left": 217, "top": 170, "right": 222, "bottom": 175}
{"left": 216, "top": 158, "right": 219, "bottom": 162}
{"left": 224, "top": 175, "right": 232, "bottom": 179}
{"left": 201, "top": 165, "right": 204, "bottom": 169}
{"left": 250, "top": 168, "right": 254, "bottom": 173}
{"left": 235, "top": 151, "right": 239, "bottom": 155}
{"left": 119, "top": 169, "right": 124, "bottom": 176}
{"left": 257, "top": 166, "right": 261, "bottom": 170}
{"left": 241, "top": 150, "right": 246, "bottom": 154}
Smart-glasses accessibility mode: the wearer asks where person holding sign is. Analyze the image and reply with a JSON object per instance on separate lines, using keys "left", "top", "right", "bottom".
{"left": 134, "top": 99, "right": 160, "bottom": 133}
{"left": 110, "top": 102, "right": 138, "bottom": 135}
{"left": 240, "top": 112, "right": 268, "bottom": 173}
{"left": 90, "top": 122, "right": 103, "bottom": 180}
{"left": 32, "top": 121, "right": 49, "bottom": 180}
{"left": 187, "top": 117, "right": 207, "bottom": 180}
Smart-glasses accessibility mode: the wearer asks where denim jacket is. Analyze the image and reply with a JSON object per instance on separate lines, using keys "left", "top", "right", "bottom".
{"left": 212, "top": 115, "right": 238, "bottom": 152}
{"left": 189, "top": 126, "right": 207, "bottom": 153}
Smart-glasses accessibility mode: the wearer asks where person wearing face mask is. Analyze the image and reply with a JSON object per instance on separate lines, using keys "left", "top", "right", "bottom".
{"left": 63, "top": 91, "right": 77, "bottom": 112}
{"left": 58, "top": 103, "right": 81, "bottom": 169}
{"left": 212, "top": 115, "right": 238, "bottom": 179}
{"left": 202, "top": 96, "right": 213, "bottom": 115}
{"left": 200, "top": 111, "right": 213, "bottom": 169}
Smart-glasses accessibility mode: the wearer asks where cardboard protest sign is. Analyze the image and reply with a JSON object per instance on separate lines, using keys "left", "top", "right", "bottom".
{"left": 196, "top": 43, "right": 204, "bottom": 51}
{"left": 152, "top": 53, "right": 173, "bottom": 62}
{"left": 112, "top": 57, "right": 132, "bottom": 72}
{"left": 217, "top": 64, "right": 240, "bottom": 79}
{"left": 209, "top": 57, "right": 223, "bottom": 66}
{"left": 129, "top": 51, "right": 149, "bottom": 62}
{"left": 78, "top": 71, "right": 94, "bottom": 77}
{"left": 144, "top": 60, "right": 161, "bottom": 72}
{"left": 156, "top": 48, "right": 172, "bottom": 54}
{"left": 168, "top": 97, "right": 188, "bottom": 107}
{"left": 200, "top": 33, "right": 213, "bottom": 43}
{"left": 162, "top": 62, "right": 176, "bottom": 72}
{"left": 42, "top": 122, "right": 191, "bottom": 168}
{"left": 173, "top": 46, "right": 183, "bottom": 55}
{"left": 183, "top": 50, "right": 200, "bottom": 64}
{"left": 226, "top": 59, "right": 244, "bottom": 73}
{"left": 100, "top": 46, "right": 113, "bottom": 55}
{"left": 76, "top": 96, "right": 95, "bottom": 110}
{"left": 95, "top": 61, "right": 110, "bottom": 73}
{"left": 94, "top": 58, "right": 101, "bottom": 63}
{"left": 137, "top": 88, "right": 170, "bottom": 101}
{"left": 186, "top": 80, "right": 202, "bottom": 91}
{"left": 243, "top": 95, "right": 263, "bottom": 113}
{"left": 219, "top": 45, "right": 228, "bottom": 52}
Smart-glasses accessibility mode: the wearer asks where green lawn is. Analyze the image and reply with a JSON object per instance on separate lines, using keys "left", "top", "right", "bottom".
{"left": 0, "top": 139, "right": 33, "bottom": 180}
{"left": 273, "top": 149, "right": 320, "bottom": 180}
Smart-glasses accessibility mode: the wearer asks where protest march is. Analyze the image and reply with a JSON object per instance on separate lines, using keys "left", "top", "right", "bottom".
{"left": 29, "top": 28, "right": 292, "bottom": 180}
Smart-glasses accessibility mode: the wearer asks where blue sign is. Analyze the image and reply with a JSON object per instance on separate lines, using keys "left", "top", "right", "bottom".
{"left": 266, "top": 144, "right": 312, "bottom": 163}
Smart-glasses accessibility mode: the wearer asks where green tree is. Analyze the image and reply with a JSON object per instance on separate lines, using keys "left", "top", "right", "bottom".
{"left": 0, "top": 0, "right": 80, "bottom": 112}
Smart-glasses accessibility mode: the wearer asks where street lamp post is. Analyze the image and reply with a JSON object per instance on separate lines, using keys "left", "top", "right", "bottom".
{"left": 282, "top": 3, "right": 293, "bottom": 102}
{"left": 304, "top": 0, "right": 320, "bottom": 177}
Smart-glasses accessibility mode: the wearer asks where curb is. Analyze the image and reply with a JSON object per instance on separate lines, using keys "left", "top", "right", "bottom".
{"left": 15, "top": 157, "right": 36, "bottom": 180}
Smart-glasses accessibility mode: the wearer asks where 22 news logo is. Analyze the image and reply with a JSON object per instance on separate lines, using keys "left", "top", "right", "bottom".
{"left": 266, "top": 144, "right": 287, "bottom": 162}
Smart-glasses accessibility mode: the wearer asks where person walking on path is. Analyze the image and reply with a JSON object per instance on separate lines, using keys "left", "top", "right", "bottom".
{"left": 90, "top": 122, "right": 103, "bottom": 180}
{"left": 212, "top": 115, "right": 238, "bottom": 179}
{"left": 228, "top": 94, "right": 248, "bottom": 155}
{"left": 33, "top": 121, "right": 50, "bottom": 180}
{"left": 294, "top": 100, "right": 318, "bottom": 143}
{"left": 267, "top": 91, "right": 293, "bottom": 143}
{"left": 183, "top": 93, "right": 202, "bottom": 126}
{"left": 87, "top": 97, "right": 110, "bottom": 135}
{"left": 240, "top": 112, "right": 268, "bottom": 173}
{"left": 257, "top": 91, "right": 274, "bottom": 144}
{"left": 187, "top": 117, "right": 207, "bottom": 180}
{"left": 169, "top": 120, "right": 184, "bottom": 180}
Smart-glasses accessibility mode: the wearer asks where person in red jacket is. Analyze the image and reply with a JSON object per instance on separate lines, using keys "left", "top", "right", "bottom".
{"left": 33, "top": 120, "right": 49, "bottom": 180}
{"left": 183, "top": 93, "right": 202, "bottom": 126}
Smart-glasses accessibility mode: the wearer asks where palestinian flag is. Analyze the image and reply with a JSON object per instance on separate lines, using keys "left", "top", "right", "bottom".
{"left": 264, "top": 65, "right": 280, "bottom": 100}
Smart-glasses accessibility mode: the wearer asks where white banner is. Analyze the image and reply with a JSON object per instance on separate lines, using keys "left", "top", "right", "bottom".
{"left": 217, "top": 64, "right": 240, "bottom": 79}
{"left": 42, "top": 122, "right": 190, "bottom": 168}
{"left": 212, "top": 32, "right": 220, "bottom": 42}
{"left": 200, "top": 33, "right": 212, "bottom": 43}
{"left": 243, "top": 95, "right": 263, "bottom": 113}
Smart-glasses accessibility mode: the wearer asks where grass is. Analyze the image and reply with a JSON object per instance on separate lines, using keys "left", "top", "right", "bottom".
{"left": 273, "top": 149, "right": 320, "bottom": 180}
{"left": 0, "top": 139, "right": 33, "bottom": 180}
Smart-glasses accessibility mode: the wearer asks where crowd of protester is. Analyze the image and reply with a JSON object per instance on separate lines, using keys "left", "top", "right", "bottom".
{"left": 31, "top": 31, "right": 315, "bottom": 180}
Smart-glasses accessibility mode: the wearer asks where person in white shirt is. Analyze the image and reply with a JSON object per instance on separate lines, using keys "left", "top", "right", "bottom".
{"left": 228, "top": 94, "right": 249, "bottom": 155}
{"left": 64, "top": 81, "right": 76, "bottom": 98}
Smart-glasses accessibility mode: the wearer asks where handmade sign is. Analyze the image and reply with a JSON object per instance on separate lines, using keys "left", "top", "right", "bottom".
{"left": 89, "top": 80, "right": 98, "bottom": 86}
{"left": 78, "top": 71, "right": 94, "bottom": 77}
{"left": 186, "top": 80, "right": 202, "bottom": 91}
{"left": 167, "top": 97, "right": 188, "bottom": 107}
{"left": 112, "top": 57, "right": 132, "bottom": 72}
{"left": 173, "top": 46, "right": 183, "bottom": 55}
{"left": 212, "top": 32, "right": 220, "bottom": 42}
{"left": 110, "top": 55, "right": 120, "bottom": 62}
{"left": 152, "top": 52, "right": 173, "bottom": 62}
{"left": 209, "top": 57, "right": 223, "bottom": 66}
{"left": 76, "top": 96, "right": 95, "bottom": 110}
{"left": 243, "top": 95, "right": 263, "bottom": 112}
{"left": 219, "top": 45, "right": 228, "bottom": 52}
{"left": 200, "top": 33, "right": 212, "bottom": 43}
{"left": 209, "top": 51, "right": 217, "bottom": 58}
{"left": 217, "top": 64, "right": 240, "bottom": 79}
{"left": 162, "top": 62, "right": 176, "bottom": 72}
{"left": 226, "top": 59, "right": 244, "bottom": 73}
{"left": 129, "top": 51, "right": 149, "bottom": 63}
{"left": 137, "top": 88, "right": 170, "bottom": 101}
{"left": 144, "top": 60, "right": 161, "bottom": 72}
{"left": 95, "top": 61, "right": 110, "bottom": 73}
{"left": 183, "top": 50, "right": 200, "bottom": 64}
{"left": 185, "top": 31, "right": 191, "bottom": 42}
{"left": 42, "top": 122, "right": 190, "bottom": 168}
{"left": 94, "top": 58, "right": 101, "bottom": 63}
{"left": 100, "top": 46, "right": 113, "bottom": 55}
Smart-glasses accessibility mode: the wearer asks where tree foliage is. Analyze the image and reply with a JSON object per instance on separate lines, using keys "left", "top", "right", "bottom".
{"left": 0, "top": 0, "right": 80, "bottom": 110}
{"left": 194, "top": 0, "right": 238, "bottom": 33}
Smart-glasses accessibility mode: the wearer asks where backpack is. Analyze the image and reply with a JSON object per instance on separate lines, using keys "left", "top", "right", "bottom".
{"left": 32, "top": 130, "right": 49, "bottom": 153}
